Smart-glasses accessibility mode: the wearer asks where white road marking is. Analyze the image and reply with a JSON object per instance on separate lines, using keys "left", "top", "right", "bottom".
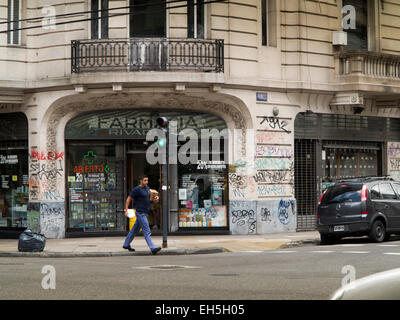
{"left": 240, "top": 251, "right": 263, "bottom": 253}
{"left": 311, "top": 250, "right": 334, "bottom": 253}
{"left": 342, "top": 251, "right": 369, "bottom": 254}
{"left": 378, "top": 244, "right": 399, "bottom": 247}
{"left": 272, "top": 251, "right": 297, "bottom": 253}
{"left": 339, "top": 244, "right": 365, "bottom": 247}
{"left": 383, "top": 252, "right": 400, "bottom": 256}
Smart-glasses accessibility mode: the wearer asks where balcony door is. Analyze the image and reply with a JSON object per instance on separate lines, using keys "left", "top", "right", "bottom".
{"left": 129, "top": 0, "right": 166, "bottom": 37}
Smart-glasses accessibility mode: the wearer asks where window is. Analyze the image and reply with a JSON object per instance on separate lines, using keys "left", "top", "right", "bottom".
{"left": 188, "top": 0, "right": 205, "bottom": 39}
{"left": 67, "top": 144, "right": 124, "bottom": 231}
{"left": 91, "top": 0, "right": 109, "bottom": 39}
{"left": 178, "top": 164, "right": 228, "bottom": 228}
{"left": 321, "top": 184, "right": 362, "bottom": 205}
{"left": 130, "top": 0, "right": 166, "bottom": 37}
{"left": 380, "top": 183, "right": 397, "bottom": 200}
{"left": 0, "top": 113, "right": 28, "bottom": 230}
{"left": 370, "top": 184, "right": 381, "bottom": 200}
{"left": 342, "top": 0, "right": 367, "bottom": 50}
{"left": 392, "top": 183, "right": 400, "bottom": 197}
{"left": 342, "top": 0, "right": 378, "bottom": 51}
{"left": 261, "top": 0, "right": 276, "bottom": 47}
{"left": 7, "top": 0, "right": 20, "bottom": 45}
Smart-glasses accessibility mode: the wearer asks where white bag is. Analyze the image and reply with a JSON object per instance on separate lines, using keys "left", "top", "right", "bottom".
{"left": 127, "top": 209, "right": 136, "bottom": 218}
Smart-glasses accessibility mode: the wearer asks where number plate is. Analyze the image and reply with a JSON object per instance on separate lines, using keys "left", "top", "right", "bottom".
{"left": 333, "top": 225, "right": 345, "bottom": 232}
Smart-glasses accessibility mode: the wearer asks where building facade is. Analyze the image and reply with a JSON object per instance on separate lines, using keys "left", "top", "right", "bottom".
{"left": 1, "top": 0, "right": 400, "bottom": 238}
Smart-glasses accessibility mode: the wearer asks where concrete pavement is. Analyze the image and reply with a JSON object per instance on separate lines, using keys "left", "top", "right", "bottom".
{"left": 0, "top": 231, "right": 321, "bottom": 257}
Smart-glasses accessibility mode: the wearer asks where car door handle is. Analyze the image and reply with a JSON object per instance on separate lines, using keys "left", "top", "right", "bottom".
{"left": 384, "top": 205, "right": 390, "bottom": 209}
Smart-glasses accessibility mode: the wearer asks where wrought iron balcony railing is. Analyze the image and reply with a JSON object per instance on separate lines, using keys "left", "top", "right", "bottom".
{"left": 71, "top": 38, "right": 224, "bottom": 74}
{"left": 337, "top": 50, "right": 400, "bottom": 79}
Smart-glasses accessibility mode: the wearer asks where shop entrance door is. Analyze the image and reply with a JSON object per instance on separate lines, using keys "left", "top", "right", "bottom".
{"left": 126, "top": 143, "right": 161, "bottom": 231}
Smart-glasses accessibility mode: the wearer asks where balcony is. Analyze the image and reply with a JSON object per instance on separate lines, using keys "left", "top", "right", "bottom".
{"left": 338, "top": 50, "right": 400, "bottom": 78}
{"left": 335, "top": 50, "right": 400, "bottom": 94}
{"left": 71, "top": 38, "right": 224, "bottom": 74}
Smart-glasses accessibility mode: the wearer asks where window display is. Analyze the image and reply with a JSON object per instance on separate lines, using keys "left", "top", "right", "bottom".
{"left": 0, "top": 149, "right": 29, "bottom": 228}
{"left": 67, "top": 144, "right": 124, "bottom": 231}
{"left": 178, "top": 163, "right": 228, "bottom": 228}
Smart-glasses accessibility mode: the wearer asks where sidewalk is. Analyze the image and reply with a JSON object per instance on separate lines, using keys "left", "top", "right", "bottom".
{"left": 0, "top": 231, "right": 321, "bottom": 257}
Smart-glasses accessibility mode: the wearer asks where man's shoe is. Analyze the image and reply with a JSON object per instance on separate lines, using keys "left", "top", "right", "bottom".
{"left": 151, "top": 247, "right": 161, "bottom": 255}
{"left": 123, "top": 246, "right": 135, "bottom": 252}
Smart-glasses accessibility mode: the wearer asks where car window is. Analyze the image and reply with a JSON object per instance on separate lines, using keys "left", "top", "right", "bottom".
{"left": 391, "top": 183, "right": 400, "bottom": 198}
{"left": 321, "top": 184, "right": 362, "bottom": 204}
{"left": 379, "top": 183, "right": 397, "bottom": 200}
{"left": 370, "top": 184, "right": 381, "bottom": 200}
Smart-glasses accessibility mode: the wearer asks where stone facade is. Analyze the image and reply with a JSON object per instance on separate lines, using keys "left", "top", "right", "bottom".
{"left": 1, "top": 0, "right": 400, "bottom": 237}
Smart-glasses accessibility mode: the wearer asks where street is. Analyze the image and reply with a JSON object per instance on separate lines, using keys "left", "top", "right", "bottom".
{"left": 1, "top": 237, "right": 400, "bottom": 300}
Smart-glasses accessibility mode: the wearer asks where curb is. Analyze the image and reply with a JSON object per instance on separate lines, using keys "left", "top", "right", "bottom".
{"left": 0, "top": 247, "right": 225, "bottom": 258}
{"left": 280, "top": 239, "right": 320, "bottom": 249}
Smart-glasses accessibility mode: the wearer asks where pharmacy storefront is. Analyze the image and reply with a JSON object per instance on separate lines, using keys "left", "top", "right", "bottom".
{"left": 64, "top": 109, "right": 229, "bottom": 236}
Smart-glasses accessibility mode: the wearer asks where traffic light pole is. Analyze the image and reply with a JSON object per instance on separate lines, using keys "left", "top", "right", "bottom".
{"left": 161, "top": 161, "right": 168, "bottom": 249}
{"left": 156, "top": 117, "right": 169, "bottom": 249}
{"left": 159, "top": 121, "right": 169, "bottom": 249}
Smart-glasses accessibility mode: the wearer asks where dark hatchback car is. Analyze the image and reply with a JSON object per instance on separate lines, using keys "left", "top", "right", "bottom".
{"left": 317, "top": 177, "right": 400, "bottom": 244}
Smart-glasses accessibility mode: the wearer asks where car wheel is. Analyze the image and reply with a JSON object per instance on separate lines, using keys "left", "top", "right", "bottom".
{"left": 320, "top": 233, "right": 339, "bottom": 245}
{"left": 369, "top": 220, "right": 386, "bottom": 243}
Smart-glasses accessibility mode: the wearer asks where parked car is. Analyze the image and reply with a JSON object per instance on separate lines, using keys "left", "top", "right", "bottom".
{"left": 317, "top": 176, "right": 400, "bottom": 244}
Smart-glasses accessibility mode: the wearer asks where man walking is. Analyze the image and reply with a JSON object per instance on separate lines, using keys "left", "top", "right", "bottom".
{"left": 123, "top": 175, "right": 162, "bottom": 255}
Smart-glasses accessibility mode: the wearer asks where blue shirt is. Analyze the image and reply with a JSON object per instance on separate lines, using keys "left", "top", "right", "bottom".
{"left": 129, "top": 186, "right": 150, "bottom": 214}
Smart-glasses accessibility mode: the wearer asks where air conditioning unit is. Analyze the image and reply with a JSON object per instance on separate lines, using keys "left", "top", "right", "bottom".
{"left": 332, "top": 31, "right": 347, "bottom": 46}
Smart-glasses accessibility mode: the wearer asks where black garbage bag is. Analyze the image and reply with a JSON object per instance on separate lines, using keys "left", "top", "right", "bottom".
{"left": 18, "top": 229, "right": 46, "bottom": 252}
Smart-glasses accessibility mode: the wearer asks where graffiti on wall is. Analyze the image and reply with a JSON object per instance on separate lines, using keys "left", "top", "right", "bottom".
{"left": 388, "top": 142, "right": 400, "bottom": 181}
{"left": 28, "top": 148, "right": 65, "bottom": 238}
{"left": 230, "top": 200, "right": 257, "bottom": 235}
{"left": 230, "top": 199, "right": 296, "bottom": 235}
{"left": 254, "top": 116, "right": 294, "bottom": 198}
{"left": 39, "top": 202, "right": 65, "bottom": 239}
{"left": 29, "top": 149, "right": 64, "bottom": 201}
{"left": 229, "top": 117, "right": 294, "bottom": 200}
{"left": 27, "top": 202, "right": 40, "bottom": 233}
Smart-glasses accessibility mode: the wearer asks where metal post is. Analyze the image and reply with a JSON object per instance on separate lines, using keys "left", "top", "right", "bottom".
{"left": 156, "top": 117, "right": 169, "bottom": 248}
{"left": 161, "top": 127, "right": 168, "bottom": 249}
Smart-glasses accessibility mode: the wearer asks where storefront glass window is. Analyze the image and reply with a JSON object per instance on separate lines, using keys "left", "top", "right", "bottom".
{"left": 0, "top": 149, "right": 28, "bottom": 228}
{"left": 178, "top": 163, "right": 228, "bottom": 228}
{"left": 0, "top": 113, "right": 28, "bottom": 231}
{"left": 67, "top": 144, "right": 124, "bottom": 231}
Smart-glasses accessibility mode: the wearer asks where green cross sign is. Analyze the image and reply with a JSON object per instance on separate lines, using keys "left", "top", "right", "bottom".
{"left": 84, "top": 151, "right": 97, "bottom": 164}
